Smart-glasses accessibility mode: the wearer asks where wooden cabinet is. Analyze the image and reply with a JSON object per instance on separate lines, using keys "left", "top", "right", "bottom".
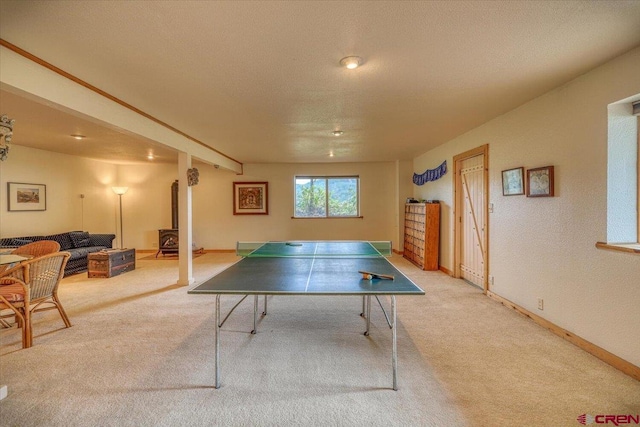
{"left": 403, "top": 203, "right": 440, "bottom": 270}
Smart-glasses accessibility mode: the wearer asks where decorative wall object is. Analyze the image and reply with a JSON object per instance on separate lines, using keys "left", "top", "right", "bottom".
{"left": 0, "top": 114, "right": 15, "bottom": 161}
{"left": 233, "top": 182, "right": 268, "bottom": 215}
{"left": 526, "top": 166, "right": 554, "bottom": 197}
{"left": 502, "top": 167, "right": 524, "bottom": 196}
{"left": 8, "top": 182, "right": 46, "bottom": 211}
{"left": 413, "top": 160, "right": 447, "bottom": 185}
{"left": 187, "top": 168, "right": 199, "bottom": 186}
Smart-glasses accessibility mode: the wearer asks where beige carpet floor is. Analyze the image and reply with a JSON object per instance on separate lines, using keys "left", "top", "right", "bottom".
{"left": 0, "top": 253, "right": 638, "bottom": 426}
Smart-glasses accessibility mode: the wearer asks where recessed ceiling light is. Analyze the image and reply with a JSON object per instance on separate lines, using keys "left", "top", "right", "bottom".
{"left": 147, "top": 154, "right": 154, "bottom": 160}
{"left": 329, "top": 151, "right": 335, "bottom": 157}
{"left": 71, "top": 134, "right": 86, "bottom": 140}
{"left": 339, "top": 56, "right": 362, "bottom": 69}
{"left": 332, "top": 130, "right": 344, "bottom": 136}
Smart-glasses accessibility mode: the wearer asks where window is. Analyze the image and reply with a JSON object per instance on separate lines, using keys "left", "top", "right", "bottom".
{"left": 605, "top": 97, "right": 639, "bottom": 247}
{"left": 294, "top": 176, "right": 360, "bottom": 218}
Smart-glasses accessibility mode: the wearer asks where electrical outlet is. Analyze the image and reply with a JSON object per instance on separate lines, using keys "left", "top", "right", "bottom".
{"left": 489, "top": 203, "right": 494, "bottom": 213}
{"left": 488, "top": 275, "right": 494, "bottom": 286}
{"left": 537, "top": 298, "right": 544, "bottom": 311}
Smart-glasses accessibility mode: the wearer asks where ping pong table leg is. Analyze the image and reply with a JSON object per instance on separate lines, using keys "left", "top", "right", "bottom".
{"left": 251, "top": 295, "right": 258, "bottom": 334}
{"left": 263, "top": 295, "right": 268, "bottom": 315}
{"left": 215, "top": 294, "right": 221, "bottom": 389}
{"left": 364, "top": 295, "right": 372, "bottom": 336}
{"left": 391, "top": 295, "right": 397, "bottom": 391}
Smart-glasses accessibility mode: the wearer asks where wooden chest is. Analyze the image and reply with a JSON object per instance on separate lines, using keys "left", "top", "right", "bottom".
{"left": 88, "top": 249, "right": 136, "bottom": 278}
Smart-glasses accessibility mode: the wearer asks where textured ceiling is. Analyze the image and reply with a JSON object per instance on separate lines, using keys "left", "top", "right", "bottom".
{"left": 1, "top": 1, "right": 640, "bottom": 165}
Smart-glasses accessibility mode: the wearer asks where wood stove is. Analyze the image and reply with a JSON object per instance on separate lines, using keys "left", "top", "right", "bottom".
{"left": 156, "top": 180, "right": 202, "bottom": 257}
{"left": 156, "top": 181, "right": 180, "bottom": 257}
{"left": 157, "top": 228, "right": 179, "bottom": 257}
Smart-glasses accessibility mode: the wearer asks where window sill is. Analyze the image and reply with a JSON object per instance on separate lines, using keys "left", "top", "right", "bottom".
{"left": 595, "top": 242, "right": 640, "bottom": 254}
{"left": 291, "top": 216, "right": 364, "bottom": 219}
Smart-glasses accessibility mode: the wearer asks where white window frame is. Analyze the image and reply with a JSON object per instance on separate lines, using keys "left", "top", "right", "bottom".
{"left": 600, "top": 97, "right": 640, "bottom": 254}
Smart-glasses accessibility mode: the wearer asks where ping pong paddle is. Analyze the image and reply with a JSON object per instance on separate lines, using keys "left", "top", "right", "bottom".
{"left": 358, "top": 270, "right": 394, "bottom": 280}
{"left": 286, "top": 242, "right": 303, "bottom": 246}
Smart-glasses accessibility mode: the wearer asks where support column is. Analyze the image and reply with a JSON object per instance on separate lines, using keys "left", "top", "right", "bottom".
{"left": 178, "top": 151, "right": 194, "bottom": 285}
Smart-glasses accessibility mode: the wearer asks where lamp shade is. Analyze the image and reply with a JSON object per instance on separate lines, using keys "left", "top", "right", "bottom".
{"left": 112, "top": 186, "right": 129, "bottom": 195}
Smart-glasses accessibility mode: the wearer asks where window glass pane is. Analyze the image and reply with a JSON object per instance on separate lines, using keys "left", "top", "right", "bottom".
{"left": 328, "top": 178, "right": 358, "bottom": 217}
{"left": 295, "top": 178, "right": 326, "bottom": 217}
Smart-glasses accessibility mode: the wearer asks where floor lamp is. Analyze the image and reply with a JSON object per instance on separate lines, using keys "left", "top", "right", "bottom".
{"left": 112, "top": 186, "right": 129, "bottom": 249}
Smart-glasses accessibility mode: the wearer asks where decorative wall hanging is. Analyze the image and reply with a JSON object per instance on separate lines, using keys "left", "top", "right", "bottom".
{"left": 502, "top": 167, "right": 524, "bottom": 196}
{"left": 413, "top": 160, "right": 447, "bottom": 185}
{"left": 187, "top": 168, "right": 199, "bottom": 186}
{"left": 0, "top": 114, "right": 15, "bottom": 162}
{"left": 233, "top": 182, "right": 268, "bottom": 215}
{"left": 8, "top": 182, "right": 46, "bottom": 211}
{"left": 526, "top": 166, "right": 554, "bottom": 197}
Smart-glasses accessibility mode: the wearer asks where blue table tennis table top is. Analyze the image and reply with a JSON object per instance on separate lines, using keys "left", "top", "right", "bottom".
{"left": 189, "top": 241, "right": 425, "bottom": 295}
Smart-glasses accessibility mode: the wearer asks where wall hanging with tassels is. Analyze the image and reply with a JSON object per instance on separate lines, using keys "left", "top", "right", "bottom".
{"left": 413, "top": 160, "right": 447, "bottom": 185}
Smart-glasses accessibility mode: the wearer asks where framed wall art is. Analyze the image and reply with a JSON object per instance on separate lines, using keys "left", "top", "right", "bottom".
{"left": 502, "top": 167, "right": 524, "bottom": 196}
{"left": 526, "top": 166, "right": 554, "bottom": 197}
{"left": 233, "top": 182, "right": 268, "bottom": 215}
{"left": 7, "top": 182, "right": 47, "bottom": 211}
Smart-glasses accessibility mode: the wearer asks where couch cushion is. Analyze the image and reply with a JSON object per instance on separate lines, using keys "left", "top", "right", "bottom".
{"left": 43, "top": 233, "right": 74, "bottom": 250}
{"left": 68, "top": 246, "right": 105, "bottom": 260}
{"left": 69, "top": 231, "right": 91, "bottom": 248}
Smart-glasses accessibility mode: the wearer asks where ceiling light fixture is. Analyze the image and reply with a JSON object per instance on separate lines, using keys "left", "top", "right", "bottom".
{"left": 332, "top": 130, "right": 344, "bottom": 136}
{"left": 71, "top": 134, "right": 85, "bottom": 140}
{"left": 339, "top": 56, "right": 362, "bottom": 69}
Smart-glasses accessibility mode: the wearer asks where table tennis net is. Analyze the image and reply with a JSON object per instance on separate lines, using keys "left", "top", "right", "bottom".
{"left": 236, "top": 241, "right": 392, "bottom": 258}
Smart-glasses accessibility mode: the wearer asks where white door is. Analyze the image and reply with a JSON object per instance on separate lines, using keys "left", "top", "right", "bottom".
{"left": 459, "top": 154, "right": 486, "bottom": 288}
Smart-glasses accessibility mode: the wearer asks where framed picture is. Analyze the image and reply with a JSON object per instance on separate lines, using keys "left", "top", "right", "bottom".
{"left": 233, "top": 182, "right": 268, "bottom": 215}
{"left": 502, "top": 167, "right": 524, "bottom": 196}
{"left": 7, "top": 182, "right": 47, "bottom": 211}
{"left": 526, "top": 166, "right": 554, "bottom": 197}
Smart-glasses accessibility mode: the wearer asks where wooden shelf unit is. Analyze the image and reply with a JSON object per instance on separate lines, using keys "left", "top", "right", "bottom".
{"left": 403, "top": 203, "right": 440, "bottom": 270}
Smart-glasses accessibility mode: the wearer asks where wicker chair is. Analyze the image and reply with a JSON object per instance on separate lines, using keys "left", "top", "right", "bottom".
{"left": 0, "top": 252, "right": 71, "bottom": 348}
{"left": 12, "top": 240, "right": 61, "bottom": 258}
{"left": 0, "top": 240, "right": 61, "bottom": 275}
{"left": 0, "top": 277, "right": 30, "bottom": 347}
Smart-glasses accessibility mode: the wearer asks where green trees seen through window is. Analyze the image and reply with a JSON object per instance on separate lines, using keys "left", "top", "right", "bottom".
{"left": 295, "top": 176, "right": 359, "bottom": 217}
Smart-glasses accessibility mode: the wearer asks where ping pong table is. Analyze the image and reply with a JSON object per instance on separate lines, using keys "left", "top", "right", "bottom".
{"left": 188, "top": 240, "right": 425, "bottom": 390}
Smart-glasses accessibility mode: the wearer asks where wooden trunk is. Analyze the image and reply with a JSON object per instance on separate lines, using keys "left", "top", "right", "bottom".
{"left": 403, "top": 203, "right": 440, "bottom": 270}
{"left": 88, "top": 248, "right": 136, "bottom": 278}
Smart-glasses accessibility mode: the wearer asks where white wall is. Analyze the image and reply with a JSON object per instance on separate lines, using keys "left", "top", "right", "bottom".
{"left": 2, "top": 152, "right": 401, "bottom": 251}
{"left": 413, "top": 47, "right": 640, "bottom": 367}
{"left": 194, "top": 162, "right": 400, "bottom": 249}
{"left": 0, "top": 146, "right": 117, "bottom": 238}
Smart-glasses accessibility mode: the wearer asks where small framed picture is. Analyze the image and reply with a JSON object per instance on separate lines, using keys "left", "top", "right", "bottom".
{"left": 502, "top": 167, "right": 524, "bottom": 196}
{"left": 526, "top": 166, "right": 554, "bottom": 197}
{"left": 7, "top": 182, "right": 47, "bottom": 211}
{"left": 233, "top": 182, "right": 268, "bottom": 215}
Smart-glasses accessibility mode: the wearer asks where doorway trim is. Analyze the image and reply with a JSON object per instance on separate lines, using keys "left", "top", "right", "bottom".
{"left": 453, "top": 144, "right": 490, "bottom": 293}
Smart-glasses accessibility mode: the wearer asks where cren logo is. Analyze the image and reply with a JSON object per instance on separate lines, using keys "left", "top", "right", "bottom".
{"left": 578, "top": 414, "right": 595, "bottom": 425}
{"left": 578, "top": 414, "right": 640, "bottom": 425}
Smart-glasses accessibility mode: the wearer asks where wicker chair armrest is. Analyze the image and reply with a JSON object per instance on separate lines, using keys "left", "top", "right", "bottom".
{"left": 0, "top": 276, "right": 28, "bottom": 304}
{"left": 0, "top": 262, "right": 25, "bottom": 281}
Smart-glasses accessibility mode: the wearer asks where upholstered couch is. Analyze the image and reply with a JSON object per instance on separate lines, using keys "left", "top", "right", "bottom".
{"left": 0, "top": 231, "right": 115, "bottom": 276}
